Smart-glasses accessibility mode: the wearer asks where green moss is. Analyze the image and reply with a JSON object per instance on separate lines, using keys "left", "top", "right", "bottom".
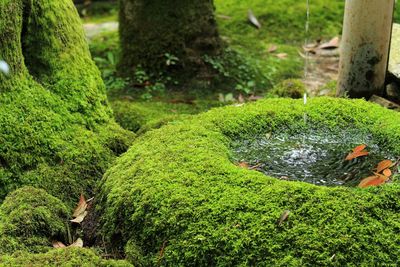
{"left": 268, "top": 79, "right": 306, "bottom": 98}
{"left": 0, "top": 187, "right": 69, "bottom": 254}
{"left": 0, "top": 0, "right": 134, "bottom": 204}
{"left": 0, "top": 247, "right": 132, "bottom": 266}
{"left": 111, "top": 100, "right": 219, "bottom": 133}
{"left": 99, "top": 98, "right": 400, "bottom": 266}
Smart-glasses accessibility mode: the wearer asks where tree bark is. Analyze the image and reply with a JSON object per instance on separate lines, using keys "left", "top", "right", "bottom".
{"left": 118, "top": 0, "right": 223, "bottom": 83}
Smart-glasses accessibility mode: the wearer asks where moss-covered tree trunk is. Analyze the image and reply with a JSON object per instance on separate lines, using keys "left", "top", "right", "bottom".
{"left": 118, "top": 0, "right": 223, "bottom": 85}
{"left": 0, "top": 0, "right": 133, "bottom": 204}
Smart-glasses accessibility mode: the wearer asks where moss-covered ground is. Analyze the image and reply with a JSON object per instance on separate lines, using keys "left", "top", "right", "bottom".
{"left": 99, "top": 98, "right": 400, "bottom": 266}
{"left": 86, "top": 1, "right": 400, "bottom": 134}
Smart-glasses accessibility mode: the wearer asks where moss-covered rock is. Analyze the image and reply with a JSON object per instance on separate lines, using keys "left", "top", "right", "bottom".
{"left": 0, "top": 0, "right": 134, "bottom": 203}
{"left": 0, "top": 247, "right": 133, "bottom": 267}
{"left": 268, "top": 79, "right": 306, "bottom": 98}
{"left": 0, "top": 187, "right": 69, "bottom": 254}
{"left": 99, "top": 97, "right": 400, "bottom": 266}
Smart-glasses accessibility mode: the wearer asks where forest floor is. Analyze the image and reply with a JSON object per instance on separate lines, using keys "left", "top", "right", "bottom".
{"left": 80, "top": 0, "right": 400, "bottom": 134}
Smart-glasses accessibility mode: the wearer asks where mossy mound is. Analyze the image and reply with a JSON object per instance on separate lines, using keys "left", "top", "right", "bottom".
{"left": 99, "top": 97, "right": 400, "bottom": 266}
{"left": 0, "top": 247, "right": 132, "bottom": 267}
{"left": 0, "top": 0, "right": 134, "bottom": 203}
{"left": 0, "top": 187, "right": 69, "bottom": 255}
{"left": 111, "top": 100, "right": 220, "bottom": 134}
{"left": 268, "top": 79, "right": 306, "bottom": 98}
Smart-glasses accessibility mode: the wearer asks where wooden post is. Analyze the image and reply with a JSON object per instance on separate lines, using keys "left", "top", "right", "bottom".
{"left": 337, "top": 0, "right": 395, "bottom": 98}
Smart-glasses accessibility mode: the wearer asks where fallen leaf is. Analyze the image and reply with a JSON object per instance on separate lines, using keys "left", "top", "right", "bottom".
{"left": 72, "top": 194, "right": 87, "bottom": 218}
{"left": 277, "top": 210, "right": 290, "bottom": 226}
{"left": 70, "top": 211, "right": 88, "bottom": 224}
{"left": 238, "top": 162, "right": 249, "bottom": 168}
{"left": 358, "top": 175, "right": 386, "bottom": 188}
{"left": 376, "top": 159, "right": 393, "bottom": 173}
{"left": 69, "top": 238, "right": 83, "bottom": 248}
{"left": 217, "top": 14, "right": 231, "bottom": 20}
{"left": 318, "top": 36, "right": 340, "bottom": 50}
{"left": 372, "top": 172, "right": 390, "bottom": 181}
{"left": 276, "top": 53, "right": 288, "bottom": 59}
{"left": 345, "top": 150, "right": 369, "bottom": 161}
{"left": 268, "top": 45, "right": 278, "bottom": 53}
{"left": 353, "top": 144, "right": 367, "bottom": 153}
{"left": 383, "top": 168, "right": 392, "bottom": 177}
{"left": 248, "top": 163, "right": 262, "bottom": 170}
{"left": 248, "top": 9, "right": 261, "bottom": 29}
{"left": 52, "top": 241, "right": 66, "bottom": 248}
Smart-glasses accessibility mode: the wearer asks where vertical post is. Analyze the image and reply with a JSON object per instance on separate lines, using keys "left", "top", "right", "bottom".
{"left": 337, "top": 0, "right": 395, "bottom": 98}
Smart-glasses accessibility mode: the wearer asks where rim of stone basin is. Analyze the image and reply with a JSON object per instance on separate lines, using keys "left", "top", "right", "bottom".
{"left": 99, "top": 97, "right": 400, "bottom": 266}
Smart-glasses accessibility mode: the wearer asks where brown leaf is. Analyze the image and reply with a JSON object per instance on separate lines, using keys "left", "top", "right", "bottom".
{"left": 383, "top": 168, "right": 392, "bottom": 177}
{"left": 277, "top": 210, "right": 290, "bottom": 226}
{"left": 268, "top": 45, "right": 278, "bottom": 53}
{"left": 345, "top": 150, "right": 369, "bottom": 161}
{"left": 376, "top": 160, "right": 393, "bottom": 173}
{"left": 52, "top": 241, "right": 66, "bottom": 248}
{"left": 238, "top": 162, "right": 249, "bottom": 168}
{"left": 318, "top": 36, "right": 340, "bottom": 50}
{"left": 276, "top": 53, "right": 288, "bottom": 59}
{"left": 72, "top": 194, "right": 87, "bottom": 218}
{"left": 68, "top": 238, "right": 83, "bottom": 248}
{"left": 70, "top": 211, "right": 88, "bottom": 224}
{"left": 359, "top": 175, "right": 386, "bottom": 188}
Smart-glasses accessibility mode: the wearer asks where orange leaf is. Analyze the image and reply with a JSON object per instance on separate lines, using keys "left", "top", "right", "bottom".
{"left": 383, "top": 169, "right": 392, "bottom": 177}
{"left": 353, "top": 144, "right": 367, "bottom": 153}
{"left": 345, "top": 150, "right": 369, "bottom": 161}
{"left": 358, "top": 175, "right": 386, "bottom": 188}
{"left": 376, "top": 160, "right": 393, "bottom": 173}
{"left": 238, "top": 162, "right": 249, "bottom": 168}
{"left": 72, "top": 194, "right": 87, "bottom": 218}
{"left": 372, "top": 172, "right": 390, "bottom": 181}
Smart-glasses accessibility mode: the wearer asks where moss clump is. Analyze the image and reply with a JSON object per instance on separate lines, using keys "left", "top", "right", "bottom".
{"left": 0, "top": 247, "right": 132, "bottom": 267}
{"left": 99, "top": 97, "right": 400, "bottom": 266}
{"left": 0, "top": 187, "right": 69, "bottom": 254}
{"left": 111, "top": 100, "right": 219, "bottom": 133}
{"left": 0, "top": 0, "right": 134, "bottom": 203}
{"left": 268, "top": 79, "right": 306, "bottom": 98}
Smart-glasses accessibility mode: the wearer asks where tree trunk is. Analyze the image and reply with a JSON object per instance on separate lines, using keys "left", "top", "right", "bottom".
{"left": 118, "top": 0, "right": 223, "bottom": 84}
{"left": 0, "top": 0, "right": 132, "bottom": 203}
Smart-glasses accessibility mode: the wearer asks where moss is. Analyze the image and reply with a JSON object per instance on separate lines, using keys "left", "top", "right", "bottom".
{"left": 99, "top": 97, "right": 400, "bottom": 266}
{"left": 0, "top": 187, "right": 69, "bottom": 254}
{"left": 110, "top": 100, "right": 219, "bottom": 133}
{"left": 268, "top": 79, "right": 306, "bottom": 98}
{"left": 0, "top": 0, "right": 134, "bottom": 204}
{"left": 0, "top": 247, "right": 132, "bottom": 266}
{"left": 318, "top": 80, "right": 338, "bottom": 96}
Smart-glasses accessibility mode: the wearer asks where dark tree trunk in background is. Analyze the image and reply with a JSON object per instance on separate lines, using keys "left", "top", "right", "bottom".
{"left": 118, "top": 0, "right": 223, "bottom": 85}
